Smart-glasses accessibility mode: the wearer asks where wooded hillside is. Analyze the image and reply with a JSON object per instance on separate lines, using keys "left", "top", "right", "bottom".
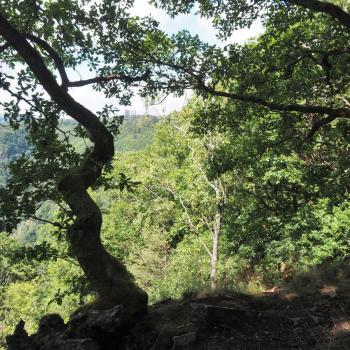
{"left": 1, "top": 1, "right": 350, "bottom": 349}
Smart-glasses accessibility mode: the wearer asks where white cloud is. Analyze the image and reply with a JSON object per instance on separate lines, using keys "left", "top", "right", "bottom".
{"left": 225, "top": 20, "right": 264, "bottom": 45}
{"left": 132, "top": 0, "right": 170, "bottom": 28}
{"left": 132, "top": 0, "right": 264, "bottom": 45}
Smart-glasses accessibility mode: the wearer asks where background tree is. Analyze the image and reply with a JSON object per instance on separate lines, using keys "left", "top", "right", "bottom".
{"left": 133, "top": 0, "right": 350, "bottom": 141}
{"left": 161, "top": 110, "right": 230, "bottom": 290}
{"left": 3, "top": 91, "right": 350, "bottom": 344}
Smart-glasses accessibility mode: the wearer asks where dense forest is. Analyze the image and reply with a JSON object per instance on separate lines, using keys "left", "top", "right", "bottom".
{"left": 2, "top": 104, "right": 350, "bottom": 347}
{"left": 1, "top": 0, "right": 350, "bottom": 349}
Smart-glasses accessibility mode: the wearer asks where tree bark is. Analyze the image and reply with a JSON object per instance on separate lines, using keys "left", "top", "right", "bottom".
{"left": 210, "top": 200, "right": 222, "bottom": 290}
{"left": 0, "top": 13, "right": 148, "bottom": 315}
{"left": 287, "top": 0, "right": 350, "bottom": 28}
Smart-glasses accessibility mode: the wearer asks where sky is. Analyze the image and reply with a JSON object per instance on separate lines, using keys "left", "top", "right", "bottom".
{"left": 69, "top": 0, "right": 264, "bottom": 116}
{"left": 0, "top": 1, "right": 263, "bottom": 118}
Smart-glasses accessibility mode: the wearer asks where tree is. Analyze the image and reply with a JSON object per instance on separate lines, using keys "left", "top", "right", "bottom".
{"left": 163, "top": 119, "right": 228, "bottom": 290}
{"left": 2, "top": 0, "right": 350, "bottom": 319}
{"left": 138, "top": 0, "right": 350, "bottom": 140}
{"left": 0, "top": 1, "right": 164, "bottom": 315}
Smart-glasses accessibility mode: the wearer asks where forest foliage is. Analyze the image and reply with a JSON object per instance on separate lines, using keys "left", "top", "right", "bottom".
{"left": 2, "top": 98, "right": 350, "bottom": 345}
{"left": 1, "top": 0, "right": 350, "bottom": 348}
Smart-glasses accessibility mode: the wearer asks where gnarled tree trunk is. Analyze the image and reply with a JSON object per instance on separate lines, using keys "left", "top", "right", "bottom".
{"left": 0, "top": 13, "right": 148, "bottom": 315}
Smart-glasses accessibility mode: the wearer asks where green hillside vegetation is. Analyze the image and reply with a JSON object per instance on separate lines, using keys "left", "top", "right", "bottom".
{"left": 0, "top": 127, "right": 28, "bottom": 186}
{"left": 51, "top": 115, "right": 160, "bottom": 153}
{"left": 0, "top": 115, "right": 159, "bottom": 245}
{"left": 56, "top": 115, "right": 159, "bottom": 153}
{"left": 0, "top": 115, "right": 158, "bottom": 162}
{"left": 116, "top": 115, "right": 160, "bottom": 152}
{"left": 2, "top": 100, "right": 350, "bottom": 345}
{"left": 2, "top": 1, "right": 350, "bottom": 349}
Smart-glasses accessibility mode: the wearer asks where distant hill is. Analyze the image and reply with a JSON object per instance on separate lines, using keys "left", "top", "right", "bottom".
{"left": 116, "top": 115, "right": 160, "bottom": 152}
{"left": 56, "top": 114, "right": 160, "bottom": 152}
{"left": 0, "top": 115, "right": 160, "bottom": 243}
{"left": 0, "top": 127, "right": 28, "bottom": 186}
{"left": 0, "top": 115, "right": 160, "bottom": 185}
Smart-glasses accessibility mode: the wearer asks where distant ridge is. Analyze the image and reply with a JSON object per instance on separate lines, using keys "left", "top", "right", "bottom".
{"left": 123, "top": 110, "right": 159, "bottom": 122}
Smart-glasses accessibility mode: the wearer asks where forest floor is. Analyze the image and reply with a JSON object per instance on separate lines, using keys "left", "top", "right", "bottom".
{"left": 8, "top": 266, "right": 350, "bottom": 350}
{"left": 138, "top": 271, "right": 350, "bottom": 349}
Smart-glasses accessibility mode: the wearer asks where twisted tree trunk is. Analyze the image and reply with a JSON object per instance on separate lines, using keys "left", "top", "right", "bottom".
{"left": 0, "top": 13, "right": 148, "bottom": 315}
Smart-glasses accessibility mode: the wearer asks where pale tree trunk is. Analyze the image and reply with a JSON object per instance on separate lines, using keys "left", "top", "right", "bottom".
{"left": 188, "top": 141, "right": 226, "bottom": 291}
{"left": 210, "top": 200, "right": 222, "bottom": 290}
{"left": 0, "top": 14, "right": 148, "bottom": 315}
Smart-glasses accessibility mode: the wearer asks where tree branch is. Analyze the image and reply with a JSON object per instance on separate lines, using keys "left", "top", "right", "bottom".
{"left": 307, "top": 114, "right": 337, "bottom": 139}
{"left": 188, "top": 145, "right": 218, "bottom": 192}
{"left": 201, "top": 216, "right": 215, "bottom": 236}
{"left": 29, "top": 215, "right": 63, "bottom": 229}
{"left": 22, "top": 34, "right": 150, "bottom": 91}
{"left": 196, "top": 79, "right": 350, "bottom": 118}
{"left": 67, "top": 70, "right": 150, "bottom": 88}
{"left": 25, "top": 34, "right": 70, "bottom": 88}
{"left": 136, "top": 45, "right": 350, "bottom": 120}
{"left": 287, "top": 0, "right": 350, "bottom": 28}
{"left": 0, "top": 13, "right": 114, "bottom": 170}
{"left": 165, "top": 185, "right": 213, "bottom": 259}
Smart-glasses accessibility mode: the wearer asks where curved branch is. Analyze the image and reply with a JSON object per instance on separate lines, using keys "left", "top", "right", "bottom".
{"left": 19, "top": 34, "right": 150, "bottom": 94}
{"left": 307, "top": 114, "right": 337, "bottom": 139}
{"left": 67, "top": 70, "right": 150, "bottom": 88}
{"left": 197, "top": 79, "right": 350, "bottom": 118}
{"left": 29, "top": 215, "right": 63, "bottom": 229}
{"left": 305, "top": 47, "right": 350, "bottom": 57}
{"left": 25, "top": 33, "right": 70, "bottom": 88}
{"left": 0, "top": 16, "right": 111, "bottom": 161}
{"left": 287, "top": 0, "right": 350, "bottom": 28}
{"left": 136, "top": 46, "right": 350, "bottom": 120}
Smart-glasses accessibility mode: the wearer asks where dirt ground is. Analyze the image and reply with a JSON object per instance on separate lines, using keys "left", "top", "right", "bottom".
{"left": 141, "top": 275, "right": 350, "bottom": 349}
{"left": 8, "top": 266, "right": 350, "bottom": 349}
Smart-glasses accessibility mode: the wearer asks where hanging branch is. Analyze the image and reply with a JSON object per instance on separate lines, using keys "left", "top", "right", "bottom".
{"left": 67, "top": 70, "right": 150, "bottom": 88}
{"left": 287, "top": 0, "right": 350, "bottom": 28}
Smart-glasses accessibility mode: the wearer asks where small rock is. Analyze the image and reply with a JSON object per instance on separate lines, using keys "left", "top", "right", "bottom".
{"left": 36, "top": 314, "right": 66, "bottom": 342}
{"left": 320, "top": 285, "right": 337, "bottom": 298}
{"left": 205, "top": 305, "right": 246, "bottom": 328}
{"left": 66, "top": 305, "right": 124, "bottom": 338}
{"left": 290, "top": 317, "right": 302, "bottom": 326}
{"left": 33, "top": 314, "right": 67, "bottom": 348}
{"left": 172, "top": 332, "right": 197, "bottom": 349}
{"left": 39, "top": 314, "right": 66, "bottom": 333}
{"left": 150, "top": 329, "right": 174, "bottom": 350}
{"left": 310, "top": 315, "right": 322, "bottom": 324}
{"left": 326, "top": 330, "right": 350, "bottom": 349}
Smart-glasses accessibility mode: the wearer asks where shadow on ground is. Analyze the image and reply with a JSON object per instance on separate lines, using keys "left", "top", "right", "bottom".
{"left": 7, "top": 262, "right": 350, "bottom": 349}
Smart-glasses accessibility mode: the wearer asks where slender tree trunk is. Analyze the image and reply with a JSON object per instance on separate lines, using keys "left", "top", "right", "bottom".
{"left": 210, "top": 200, "right": 222, "bottom": 290}
{"left": 0, "top": 13, "right": 148, "bottom": 315}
